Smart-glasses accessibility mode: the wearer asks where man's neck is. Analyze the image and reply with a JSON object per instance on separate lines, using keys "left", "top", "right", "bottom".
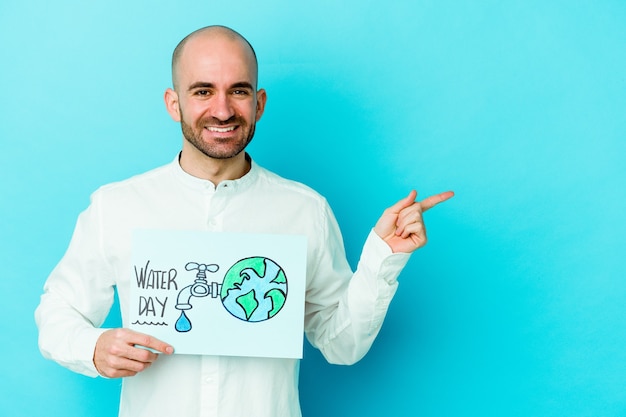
{"left": 179, "top": 146, "right": 250, "bottom": 186}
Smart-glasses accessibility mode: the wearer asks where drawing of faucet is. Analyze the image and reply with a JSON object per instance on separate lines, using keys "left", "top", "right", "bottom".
{"left": 174, "top": 262, "right": 221, "bottom": 332}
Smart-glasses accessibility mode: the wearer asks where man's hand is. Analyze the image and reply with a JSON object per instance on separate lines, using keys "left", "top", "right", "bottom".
{"left": 374, "top": 190, "right": 454, "bottom": 253}
{"left": 93, "top": 328, "right": 174, "bottom": 378}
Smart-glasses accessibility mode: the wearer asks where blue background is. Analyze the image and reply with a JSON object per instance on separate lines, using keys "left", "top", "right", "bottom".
{"left": 1, "top": 1, "right": 625, "bottom": 416}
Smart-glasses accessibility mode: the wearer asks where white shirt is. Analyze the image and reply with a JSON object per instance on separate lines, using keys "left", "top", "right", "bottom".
{"left": 35, "top": 155, "right": 410, "bottom": 417}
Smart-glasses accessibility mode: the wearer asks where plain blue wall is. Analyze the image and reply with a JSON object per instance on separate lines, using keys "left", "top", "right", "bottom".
{"left": 1, "top": 1, "right": 625, "bottom": 416}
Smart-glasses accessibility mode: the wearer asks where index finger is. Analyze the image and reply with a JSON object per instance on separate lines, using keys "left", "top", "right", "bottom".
{"left": 420, "top": 191, "right": 455, "bottom": 212}
{"left": 128, "top": 330, "right": 174, "bottom": 355}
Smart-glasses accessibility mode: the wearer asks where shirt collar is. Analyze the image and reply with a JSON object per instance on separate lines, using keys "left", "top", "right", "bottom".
{"left": 170, "top": 152, "right": 259, "bottom": 193}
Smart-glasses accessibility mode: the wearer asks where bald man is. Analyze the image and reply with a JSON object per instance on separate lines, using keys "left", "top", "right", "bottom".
{"left": 36, "top": 26, "right": 453, "bottom": 417}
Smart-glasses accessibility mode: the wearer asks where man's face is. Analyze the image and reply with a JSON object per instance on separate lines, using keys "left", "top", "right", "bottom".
{"left": 170, "top": 35, "right": 266, "bottom": 160}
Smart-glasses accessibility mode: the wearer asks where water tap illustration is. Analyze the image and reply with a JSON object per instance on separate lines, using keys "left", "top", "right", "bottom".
{"left": 174, "top": 262, "right": 220, "bottom": 332}
{"left": 174, "top": 257, "right": 288, "bottom": 333}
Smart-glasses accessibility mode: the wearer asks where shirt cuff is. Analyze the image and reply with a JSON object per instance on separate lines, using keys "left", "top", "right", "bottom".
{"left": 70, "top": 327, "right": 109, "bottom": 377}
{"left": 360, "top": 229, "right": 411, "bottom": 284}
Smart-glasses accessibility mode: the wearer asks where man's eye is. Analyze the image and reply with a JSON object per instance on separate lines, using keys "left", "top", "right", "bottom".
{"left": 233, "top": 89, "right": 249, "bottom": 95}
{"left": 195, "top": 90, "right": 210, "bottom": 96}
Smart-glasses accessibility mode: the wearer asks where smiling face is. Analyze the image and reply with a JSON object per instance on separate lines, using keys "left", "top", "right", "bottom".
{"left": 165, "top": 28, "right": 266, "bottom": 162}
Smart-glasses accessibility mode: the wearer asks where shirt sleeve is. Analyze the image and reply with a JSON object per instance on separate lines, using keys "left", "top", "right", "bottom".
{"left": 34, "top": 191, "right": 116, "bottom": 377}
{"left": 303, "top": 201, "right": 411, "bottom": 365}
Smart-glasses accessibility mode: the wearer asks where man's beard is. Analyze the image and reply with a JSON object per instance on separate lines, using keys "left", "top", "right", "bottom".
{"left": 180, "top": 115, "right": 256, "bottom": 160}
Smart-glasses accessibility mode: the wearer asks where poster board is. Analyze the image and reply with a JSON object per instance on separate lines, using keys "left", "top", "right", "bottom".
{"left": 129, "top": 229, "right": 307, "bottom": 359}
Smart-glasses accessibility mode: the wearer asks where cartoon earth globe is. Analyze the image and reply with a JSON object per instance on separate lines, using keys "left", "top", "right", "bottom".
{"left": 220, "top": 257, "right": 287, "bottom": 322}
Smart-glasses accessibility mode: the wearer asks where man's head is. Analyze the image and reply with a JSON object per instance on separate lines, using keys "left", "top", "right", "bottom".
{"left": 171, "top": 26, "right": 259, "bottom": 91}
{"left": 164, "top": 26, "right": 266, "bottom": 161}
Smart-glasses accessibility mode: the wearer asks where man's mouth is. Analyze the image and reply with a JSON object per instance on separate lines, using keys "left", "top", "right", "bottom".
{"left": 206, "top": 126, "right": 237, "bottom": 133}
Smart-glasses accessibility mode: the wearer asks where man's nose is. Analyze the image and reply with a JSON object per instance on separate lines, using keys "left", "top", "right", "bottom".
{"left": 211, "top": 93, "right": 235, "bottom": 121}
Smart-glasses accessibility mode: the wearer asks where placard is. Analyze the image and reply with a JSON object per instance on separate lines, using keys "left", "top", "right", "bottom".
{"left": 129, "top": 229, "right": 307, "bottom": 359}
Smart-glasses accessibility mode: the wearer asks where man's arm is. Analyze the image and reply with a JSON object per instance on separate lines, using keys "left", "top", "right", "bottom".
{"left": 35, "top": 192, "right": 173, "bottom": 378}
{"left": 304, "top": 189, "right": 453, "bottom": 364}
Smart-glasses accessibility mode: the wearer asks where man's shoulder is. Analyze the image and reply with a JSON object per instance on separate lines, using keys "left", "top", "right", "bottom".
{"left": 255, "top": 165, "right": 326, "bottom": 204}
{"left": 93, "top": 161, "right": 174, "bottom": 198}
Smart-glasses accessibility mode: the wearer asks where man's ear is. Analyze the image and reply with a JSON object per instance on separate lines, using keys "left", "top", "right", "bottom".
{"left": 255, "top": 88, "right": 267, "bottom": 122}
{"left": 164, "top": 88, "right": 181, "bottom": 122}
